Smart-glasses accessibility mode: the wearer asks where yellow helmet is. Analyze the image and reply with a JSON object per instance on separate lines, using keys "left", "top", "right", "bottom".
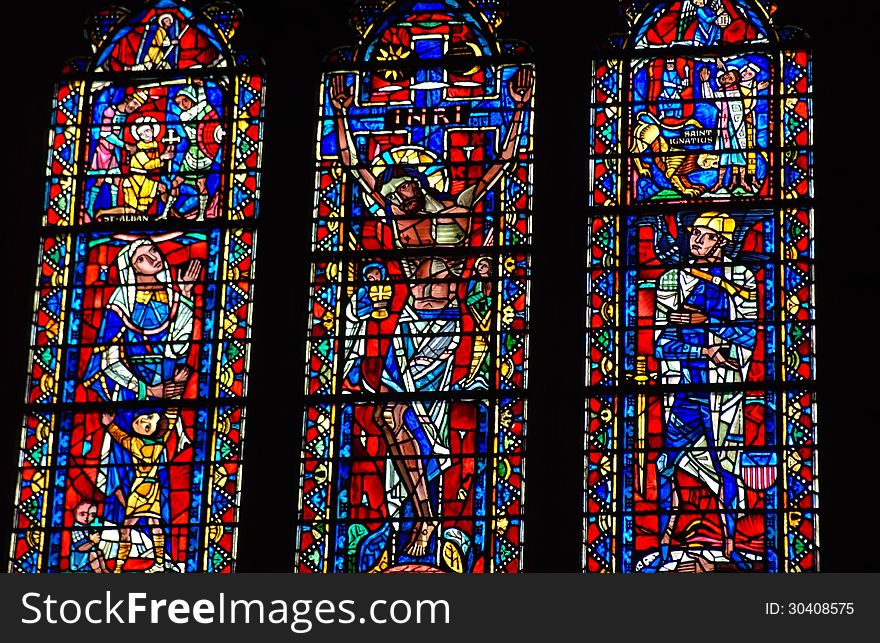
{"left": 689, "top": 211, "right": 735, "bottom": 242}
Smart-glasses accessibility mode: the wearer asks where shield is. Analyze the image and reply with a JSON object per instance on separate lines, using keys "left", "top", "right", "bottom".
{"left": 741, "top": 451, "right": 778, "bottom": 491}
{"left": 197, "top": 112, "right": 223, "bottom": 160}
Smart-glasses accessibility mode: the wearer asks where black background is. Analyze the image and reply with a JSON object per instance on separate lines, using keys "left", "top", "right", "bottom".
{"left": 0, "top": 0, "right": 871, "bottom": 572}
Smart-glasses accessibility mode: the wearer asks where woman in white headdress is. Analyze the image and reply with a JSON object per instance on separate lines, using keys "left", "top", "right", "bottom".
{"left": 84, "top": 238, "right": 199, "bottom": 402}
{"left": 83, "top": 238, "right": 200, "bottom": 532}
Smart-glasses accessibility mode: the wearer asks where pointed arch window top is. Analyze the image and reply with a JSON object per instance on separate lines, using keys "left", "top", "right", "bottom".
{"left": 623, "top": 0, "right": 775, "bottom": 50}
{"left": 350, "top": 0, "right": 517, "bottom": 64}
{"left": 88, "top": 0, "right": 242, "bottom": 74}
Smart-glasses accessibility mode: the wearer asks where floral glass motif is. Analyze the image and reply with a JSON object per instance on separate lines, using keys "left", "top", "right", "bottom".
{"left": 297, "top": 0, "right": 533, "bottom": 573}
{"left": 585, "top": 0, "right": 816, "bottom": 573}
{"left": 11, "top": 0, "right": 265, "bottom": 573}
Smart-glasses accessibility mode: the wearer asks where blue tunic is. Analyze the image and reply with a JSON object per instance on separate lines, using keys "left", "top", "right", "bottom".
{"left": 654, "top": 268, "right": 756, "bottom": 535}
{"left": 695, "top": 7, "right": 722, "bottom": 45}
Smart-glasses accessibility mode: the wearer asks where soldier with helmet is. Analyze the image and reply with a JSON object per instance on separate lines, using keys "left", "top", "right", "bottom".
{"left": 649, "top": 211, "right": 758, "bottom": 571}
{"left": 171, "top": 80, "right": 225, "bottom": 219}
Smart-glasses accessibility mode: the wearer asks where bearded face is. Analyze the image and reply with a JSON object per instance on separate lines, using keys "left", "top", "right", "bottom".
{"left": 392, "top": 180, "right": 427, "bottom": 215}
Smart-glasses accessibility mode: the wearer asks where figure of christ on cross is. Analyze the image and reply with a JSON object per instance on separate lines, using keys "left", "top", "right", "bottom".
{"left": 330, "top": 68, "right": 533, "bottom": 557}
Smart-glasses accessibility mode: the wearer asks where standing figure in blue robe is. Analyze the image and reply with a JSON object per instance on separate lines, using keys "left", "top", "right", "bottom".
{"left": 649, "top": 212, "right": 757, "bottom": 571}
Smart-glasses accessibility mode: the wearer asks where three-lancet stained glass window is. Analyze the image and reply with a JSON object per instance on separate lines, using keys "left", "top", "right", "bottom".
{"left": 297, "top": 0, "right": 533, "bottom": 573}
{"left": 10, "top": 0, "right": 265, "bottom": 573}
{"left": 585, "top": 0, "right": 817, "bottom": 572}
{"left": 8, "top": 0, "right": 820, "bottom": 576}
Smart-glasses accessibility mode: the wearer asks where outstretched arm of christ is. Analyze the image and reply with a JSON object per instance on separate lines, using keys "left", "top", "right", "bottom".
{"left": 470, "top": 67, "right": 533, "bottom": 206}
{"left": 329, "top": 75, "right": 386, "bottom": 209}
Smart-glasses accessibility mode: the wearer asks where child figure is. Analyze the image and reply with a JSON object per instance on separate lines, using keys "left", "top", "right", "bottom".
{"left": 101, "top": 410, "right": 175, "bottom": 573}
{"left": 70, "top": 500, "right": 110, "bottom": 573}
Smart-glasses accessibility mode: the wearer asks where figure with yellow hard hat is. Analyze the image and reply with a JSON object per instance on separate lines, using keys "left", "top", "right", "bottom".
{"left": 647, "top": 211, "right": 758, "bottom": 572}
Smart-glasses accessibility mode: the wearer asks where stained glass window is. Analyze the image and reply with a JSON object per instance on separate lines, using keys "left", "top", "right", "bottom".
{"left": 10, "top": 0, "right": 265, "bottom": 573}
{"left": 585, "top": 0, "right": 817, "bottom": 572}
{"left": 297, "top": 0, "right": 533, "bottom": 573}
